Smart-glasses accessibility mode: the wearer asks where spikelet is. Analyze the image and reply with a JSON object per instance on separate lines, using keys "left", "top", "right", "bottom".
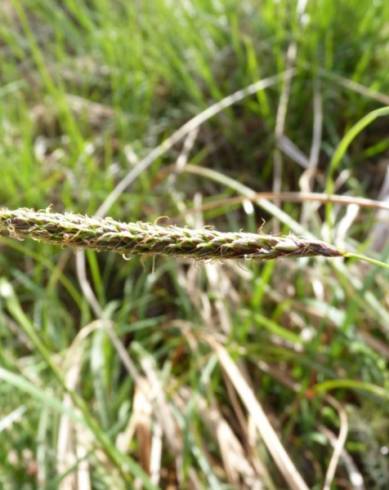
{"left": 0, "top": 208, "right": 342, "bottom": 260}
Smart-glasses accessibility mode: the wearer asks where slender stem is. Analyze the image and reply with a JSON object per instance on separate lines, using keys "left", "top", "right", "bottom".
{"left": 344, "top": 252, "right": 389, "bottom": 271}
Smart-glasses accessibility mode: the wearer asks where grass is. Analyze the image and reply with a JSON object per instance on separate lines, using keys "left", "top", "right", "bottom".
{"left": 0, "top": 0, "right": 389, "bottom": 488}
{"left": 0, "top": 207, "right": 344, "bottom": 260}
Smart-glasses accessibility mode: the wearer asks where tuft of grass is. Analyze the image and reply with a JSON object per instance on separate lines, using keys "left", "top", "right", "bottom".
{"left": 0, "top": 0, "right": 389, "bottom": 488}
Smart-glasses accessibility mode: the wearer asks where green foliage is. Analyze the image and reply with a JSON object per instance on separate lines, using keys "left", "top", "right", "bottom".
{"left": 0, "top": 0, "right": 388, "bottom": 488}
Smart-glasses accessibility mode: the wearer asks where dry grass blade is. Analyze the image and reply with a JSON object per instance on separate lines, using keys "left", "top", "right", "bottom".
{"left": 322, "top": 397, "right": 349, "bottom": 490}
{"left": 57, "top": 334, "right": 91, "bottom": 490}
{"left": 320, "top": 426, "right": 365, "bottom": 490}
{"left": 320, "top": 69, "right": 389, "bottom": 105}
{"left": 208, "top": 338, "right": 309, "bottom": 490}
{"left": 335, "top": 203, "right": 360, "bottom": 247}
{"left": 273, "top": 0, "right": 307, "bottom": 225}
{"left": 149, "top": 422, "right": 163, "bottom": 487}
{"left": 133, "top": 380, "right": 153, "bottom": 475}
{"left": 273, "top": 44, "right": 297, "bottom": 218}
{"left": 0, "top": 406, "right": 26, "bottom": 433}
{"left": 0, "top": 208, "right": 342, "bottom": 260}
{"left": 278, "top": 135, "right": 309, "bottom": 168}
{"left": 371, "top": 165, "right": 389, "bottom": 251}
{"left": 300, "top": 81, "right": 323, "bottom": 223}
{"left": 178, "top": 388, "right": 264, "bottom": 490}
{"left": 185, "top": 190, "right": 389, "bottom": 214}
{"left": 137, "top": 352, "right": 182, "bottom": 456}
{"left": 75, "top": 249, "right": 102, "bottom": 317}
{"left": 256, "top": 359, "right": 356, "bottom": 489}
{"left": 95, "top": 70, "right": 293, "bottom": 219}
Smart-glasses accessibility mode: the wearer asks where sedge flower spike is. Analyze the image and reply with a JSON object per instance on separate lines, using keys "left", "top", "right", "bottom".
{"left": 0, "top": 208, "right": 343, "bottom": 260}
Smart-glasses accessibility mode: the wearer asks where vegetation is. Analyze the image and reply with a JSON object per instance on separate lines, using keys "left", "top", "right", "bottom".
{"left": 0, "top": 0, "right": 388, "bottom": 488}
{"left": 0, "top": 207, "right": 344, "bottom": 259}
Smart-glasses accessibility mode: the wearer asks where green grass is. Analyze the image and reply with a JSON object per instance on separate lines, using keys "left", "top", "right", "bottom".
{"left": 0, "top": 0, "right": 389, "bottom": 488}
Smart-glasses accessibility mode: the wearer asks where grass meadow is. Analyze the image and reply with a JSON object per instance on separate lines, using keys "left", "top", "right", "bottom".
{"left": 0, "top": 0, "right": 389, "bottom": 488}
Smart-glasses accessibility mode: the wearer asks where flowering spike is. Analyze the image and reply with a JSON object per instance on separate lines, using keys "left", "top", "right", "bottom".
{"left": 0, "top": 208, "right": 342, "bottom": 261}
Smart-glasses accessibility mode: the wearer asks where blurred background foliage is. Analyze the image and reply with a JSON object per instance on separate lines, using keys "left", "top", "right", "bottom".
{"left": 0, "top": 0, "right": 389, "bottom": 488}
